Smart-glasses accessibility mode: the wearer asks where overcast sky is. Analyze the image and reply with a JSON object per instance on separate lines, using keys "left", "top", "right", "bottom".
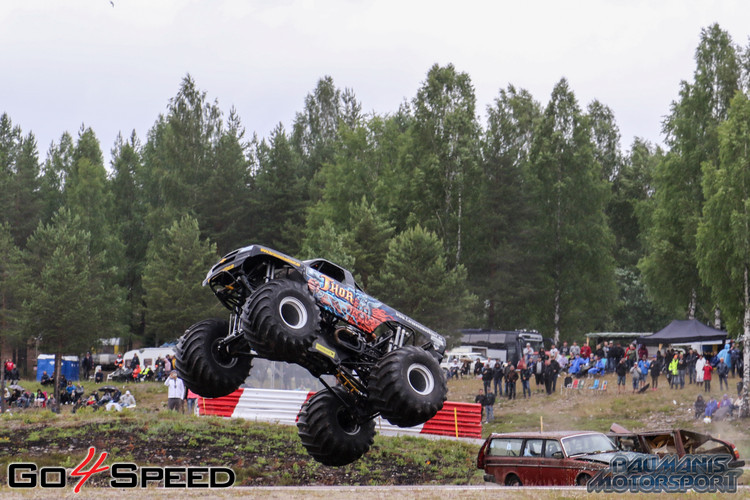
{"left": 3, "top": 1, "right": 750, "bottom": 161}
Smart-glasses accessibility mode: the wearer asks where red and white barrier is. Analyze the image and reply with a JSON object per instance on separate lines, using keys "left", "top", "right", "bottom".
{"left": 197, "top": 388, "right": 482, "bottom": 439}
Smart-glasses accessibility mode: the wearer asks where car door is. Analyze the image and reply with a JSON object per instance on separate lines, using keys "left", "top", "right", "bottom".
{"left": 534, "top": 439, "right": 572, "bottom": 485}
{"left": 482, "top": 437, "right": 525, "bottom": 484}
{"left": 518, "top": 438, "right": 544, "bottom": 484}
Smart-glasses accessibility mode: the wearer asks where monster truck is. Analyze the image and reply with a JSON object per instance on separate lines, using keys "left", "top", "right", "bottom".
{"left": 175, "top": 244, "right": 448, "bottom": 466}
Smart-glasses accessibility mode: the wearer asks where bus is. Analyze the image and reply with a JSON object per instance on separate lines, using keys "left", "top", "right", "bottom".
{"left": 458, "top": 329, "right": 547, "bottom": 366}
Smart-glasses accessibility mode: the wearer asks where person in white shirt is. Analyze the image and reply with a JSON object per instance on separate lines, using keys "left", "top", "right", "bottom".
{"left": 165, "top": 371, "right": 185, "bottom": 412}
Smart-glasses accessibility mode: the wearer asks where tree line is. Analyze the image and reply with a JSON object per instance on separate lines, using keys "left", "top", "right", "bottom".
{"left": 3, "top": 24, "right": 750, "bottom": 376}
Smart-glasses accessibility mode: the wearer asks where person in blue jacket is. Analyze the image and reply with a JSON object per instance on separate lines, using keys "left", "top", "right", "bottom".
{"left": 588, "top": 355, "right": 607, "bottom": 376}
{"left": 718, "top": 343, "right": 732, "bottom": 372}
{"left": 637, "top": 356, "right": 651, "bottom": 390}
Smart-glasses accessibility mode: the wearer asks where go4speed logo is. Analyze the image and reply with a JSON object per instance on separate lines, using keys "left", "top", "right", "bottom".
{"left": 8, "top": 447, "right": 235, "bottom": 492}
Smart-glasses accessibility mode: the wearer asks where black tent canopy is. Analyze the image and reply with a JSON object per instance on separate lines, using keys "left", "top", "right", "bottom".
{"left": 638, "top": 319, "right": 727, "bottom": 346}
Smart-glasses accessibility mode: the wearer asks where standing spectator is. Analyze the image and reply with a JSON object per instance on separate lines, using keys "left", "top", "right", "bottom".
{"left": 186, "top": 389, "right": 198, "bottom": 415}
{"left": 534, "top": 355, "right": 545, "bottom": 390}
{"left": 626, "top": 343, "right": 638, "bottom": 369}
{"left": 473, "top": 358, "right": 484, "bottom": 377}
{"left": 492, "top": 360, "right": 504, "bottom": 396}
{"left": 730, "top": 344, "right": 740, "bottom": 378}
{"left": 505, "top": 365, "right": 518, "bottom": 400}
{"left": 650, "top": 355, "right": 662, "bottom": 390}
{"left": 610, "top": 342, "right": 624, "bottom": 372}
{"left": 685, "top": 349, "right": 697, "bottom": 385}
{"left": 580, "top": 343, "right": 592, "bottom": 361}
{"left": 560, "top": 341, "right": 570, "bottom": 357}
{"left": 717, "top": 358, "right": 729, "bottom": 391}
{"left": 165, "top": 371, "right": 185, "bottom": 412}
{"left": 594, "top": 344, "right": 604, "bottom": 363}
{"left": 484, "top": 390, "right": 496, "bottom": 423}
{"left": 677, "top": 352, "right": 686, "bottom": 389}
{"left": 637, "top": 344, "right": 648, "bottom": 362}
{"left": 544, "top": 359, "right": 557, "bottom": 396}
{"left": 703, "top": 362, "right": 713, "bottom": 393}
{"left": 519, "top": 359, "right": 532, "bottom": 398}
{"left": 549, "top": 344, "right": 559, "bottom": 360}
{"left": 696, "top": 353, "right": 706, "bottom": 385}
{"left": 637, "top": 356, "right": 650, "bottom": 389}
{"left": 130, "top": 353, "right": 140, "bottom": 371}
{"left": 549, "top": 356, "right": 561, "bottom": 392}
{"left": 474, "top": 389, "right": 486, "bottom": 422}
{"left": 605, "top": 341, "right": 614, "bottom": 373}
{"left": 718, "top": 343, "right": 732, "bottom": 375}
{"left": 523, "top": 343, "right": 534, "bottom": 363}
{"left": 481, "top": 364, "right": 493, "bottom": 394}
{"left": 569, "top": 341, "right": 581, "bottom": 358}
{"left": 669, "top": 354, "right": 679, "bottom": 389}
{"left": 81, "top": 352, "right": 93, "bottom": 380}
{"left": 448, "top": 357, "right": 460, "bottom": 380}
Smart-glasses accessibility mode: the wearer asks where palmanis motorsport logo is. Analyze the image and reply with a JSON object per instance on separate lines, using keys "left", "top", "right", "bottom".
{"left": 8, "top": 447, "right": 235, "bottom": 492}
{"left": 587, "top": 453, "right": 743, "bottom": 493}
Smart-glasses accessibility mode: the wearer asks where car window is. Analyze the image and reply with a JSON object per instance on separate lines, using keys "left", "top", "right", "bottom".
{"left": 523, "top": 439, "right": 544, "bottom": 457}
{"left": 544, "top": 440, "right": 562, "bottom": 458}
{"left": 488, "top": 438, "right": 523, "bottom": 457}
{"left": 562, "top": 433, "right": 618, "bottom": 456}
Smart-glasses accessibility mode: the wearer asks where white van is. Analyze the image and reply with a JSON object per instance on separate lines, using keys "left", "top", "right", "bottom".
{"left": 122, "top": 347, "right": 175, "bottom": 369}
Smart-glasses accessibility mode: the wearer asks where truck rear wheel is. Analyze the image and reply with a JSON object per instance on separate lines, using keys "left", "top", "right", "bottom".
{"left": 297, "top": 386, "right": 376, "bottom": 466}
{"left": 175, "top": 318, "right": 252, "bottom": 398}
{"left": 242, "top": 279, "right": 320, "bottom": 363}
{"left": 368, "top": 345, "right": 447, "bottom": 427}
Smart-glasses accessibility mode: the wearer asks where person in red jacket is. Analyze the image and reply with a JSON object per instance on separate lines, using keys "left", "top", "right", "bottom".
{"left": 580, "top": 343, "right": 592, "bottom": 361}
{"left": 703, "top": 363, "right": 713, "bottom": 393}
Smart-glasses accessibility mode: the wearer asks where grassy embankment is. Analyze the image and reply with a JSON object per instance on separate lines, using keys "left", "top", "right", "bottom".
{"left": 0, "top": 370, "right": 747, "bottom": 488}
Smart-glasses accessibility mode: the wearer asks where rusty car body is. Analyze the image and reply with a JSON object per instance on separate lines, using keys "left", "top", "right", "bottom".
{"left": 477, "top": 430, "right": 643, "bottom": 486}
{"left": 608, "top": 423, "right": 744, "bottom": 468}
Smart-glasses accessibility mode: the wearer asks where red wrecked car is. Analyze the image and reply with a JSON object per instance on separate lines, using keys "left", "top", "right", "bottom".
{"left": 477, "top": 430, "right": 643, "bottom": 486}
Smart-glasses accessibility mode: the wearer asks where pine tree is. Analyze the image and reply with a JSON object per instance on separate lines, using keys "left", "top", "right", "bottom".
{"left": 142, "top": 216, "right": 222, "bottom": 346}
{"left": 369, "top": 225, "right": 476, "bottom": 343}
{"left": 23, "top": 209, "right": 125, "bottom": 408}
{"left": 251, "top": 125, "right": 308, "bottom": 255}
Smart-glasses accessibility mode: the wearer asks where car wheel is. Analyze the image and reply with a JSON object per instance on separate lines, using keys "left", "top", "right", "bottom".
{"left": 577, "top": 473, "right": 591, "bottom": 486}
{"left": 505, "top": 474, "right": 522, "bottom": 486}
{"left": 242, "top": 279, "right": 321, "bottom": 363}
{"left": 368, "top": 345, "right": 447, "bottom": 427}
{"left": 297, "top": 386, "right": 376, "bottom": 466}
{"left": 175, "top": 318, "right": 252, "bottom": 398}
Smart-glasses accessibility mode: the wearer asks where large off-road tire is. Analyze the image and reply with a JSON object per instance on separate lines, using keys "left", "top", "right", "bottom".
{"left": 241, "top": 279, "right": 321, "bottom": 363}
{"left": 297, "top": 386, "right": 376, "bottom": 466}
{"left": 368, "top": 345, "right": 447, "bottom": 427}
{"left": 175, "top": 318, "right": 252, "bottom": 399}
